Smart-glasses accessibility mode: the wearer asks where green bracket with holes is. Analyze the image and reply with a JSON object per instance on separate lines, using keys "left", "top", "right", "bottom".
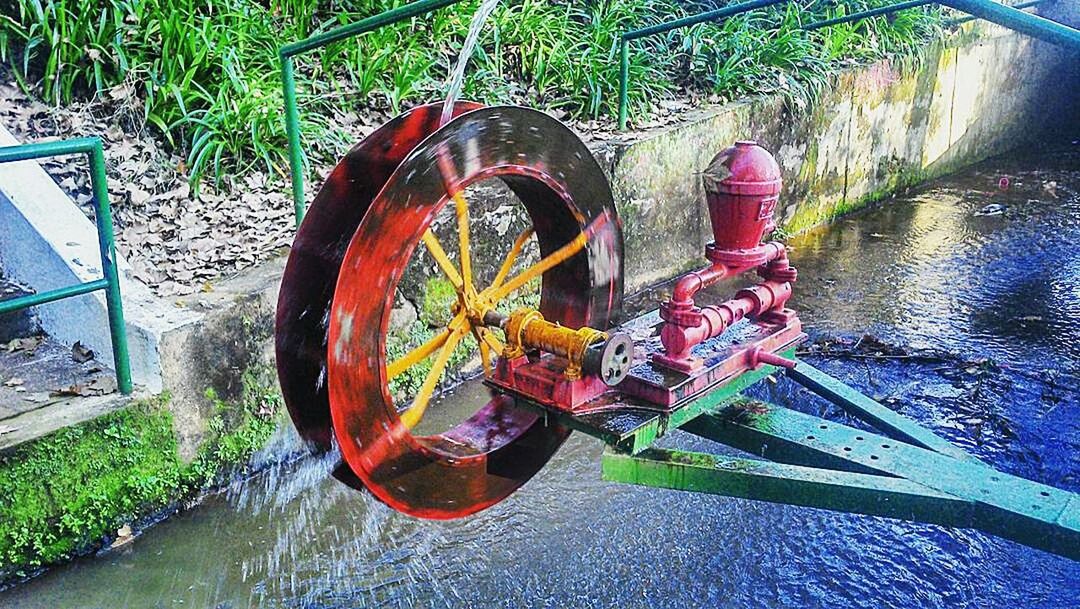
{"left": 597, "top": 359, "right": 1080, "bottom": 561}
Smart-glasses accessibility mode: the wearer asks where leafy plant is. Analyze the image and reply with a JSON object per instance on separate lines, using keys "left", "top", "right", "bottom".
{"left": 0, "top": 0, "right": 944, "bottom": 186}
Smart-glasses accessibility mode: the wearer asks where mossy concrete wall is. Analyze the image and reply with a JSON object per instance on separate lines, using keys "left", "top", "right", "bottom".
{"left": 605, "top": 24, "right": 1080, "bottom": 291}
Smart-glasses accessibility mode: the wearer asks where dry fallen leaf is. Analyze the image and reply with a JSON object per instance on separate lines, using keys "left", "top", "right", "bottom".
{"left": 72, "top": 341, "right": 95, "bottom": 363}
{"left": 50, "top": 376, "right": 117, "bottom": 397}
{"left": 5, "top": 335, "right": 44, "bottom": 354}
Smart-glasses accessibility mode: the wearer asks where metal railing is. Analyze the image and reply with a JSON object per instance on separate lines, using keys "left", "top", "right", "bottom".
{"left": 280, "top": 0, "right": 468, "bottom": 225}
{"left": 618, "top": 0, "right": 1080, "bottom": 130}
{"left": 618, "top": 0, "right": 791, "bottom": 131}
{"left": 802, "top": 0, "right": 933, "bottom": 31}
{"left": 0, "top": 137, "right": 132, "bottom": 394}
{"left": 802, "top": 0, "right": 1049, "bottom": 31}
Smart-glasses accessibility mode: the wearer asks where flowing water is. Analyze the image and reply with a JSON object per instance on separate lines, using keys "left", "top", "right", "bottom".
{"left": 440, "top": 0, "right": 502, "bottom": 126}
{"left": 3, "top": 141, "right": 1079, "bottom": 608}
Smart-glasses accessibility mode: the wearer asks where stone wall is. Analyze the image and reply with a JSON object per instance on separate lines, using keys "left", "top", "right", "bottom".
{"left": 604, "top": 23, "right": 1080, "bottom": 291}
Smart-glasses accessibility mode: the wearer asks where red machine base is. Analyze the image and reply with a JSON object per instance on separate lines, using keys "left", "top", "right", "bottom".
{"left": 487, "top": 308, "right": 805, "bottom": 412}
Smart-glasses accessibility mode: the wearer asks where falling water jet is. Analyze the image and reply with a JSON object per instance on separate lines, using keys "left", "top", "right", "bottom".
{"left": 440, "top": 0, "right": 502, "bottom": 126}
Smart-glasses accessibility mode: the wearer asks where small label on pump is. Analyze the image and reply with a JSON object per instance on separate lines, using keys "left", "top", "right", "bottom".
{"left": 758, "top": 196, "right": 778, "bottom": 221}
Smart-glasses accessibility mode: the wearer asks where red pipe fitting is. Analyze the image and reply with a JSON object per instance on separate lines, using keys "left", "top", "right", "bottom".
{"left": 660, "top": 280, "right": 792, "bottom": 361}
{"left": 654, "top": 141, "right": 798, "bottom": 372}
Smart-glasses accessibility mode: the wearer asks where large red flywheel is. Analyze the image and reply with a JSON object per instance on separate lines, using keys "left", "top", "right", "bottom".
{"left": 276, "top": 104, "right": 623, "bottom": 518}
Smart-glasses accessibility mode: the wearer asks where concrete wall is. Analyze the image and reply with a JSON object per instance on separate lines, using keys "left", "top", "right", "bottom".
{"left": 604, "top": 23, "right": 1080, "bottom": 291}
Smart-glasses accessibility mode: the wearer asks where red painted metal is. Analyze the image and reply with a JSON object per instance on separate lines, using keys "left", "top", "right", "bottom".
{"left": 490, "top": 355, "right": 611, "bottom": 412}
{"left": 655, "top": 142, "right": 799, "bottom": 372}
{"left": 325, "top": 106, "right": 623, "bottom": 519}
{"left": 276, "top": 101, "right": 483, "bottom": 449}
{"left": 620, "top": 313, "right": 805, "bottom": 407}
{"left": 704, "top": 140, "right": 782, "bottom": 260}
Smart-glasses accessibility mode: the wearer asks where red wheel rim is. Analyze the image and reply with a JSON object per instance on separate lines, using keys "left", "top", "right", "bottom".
{"left": 327, "top": 106, "right": 623, "bottom": 518}
{"left": 275, "top": 102, "right": 483, "bottom": 449}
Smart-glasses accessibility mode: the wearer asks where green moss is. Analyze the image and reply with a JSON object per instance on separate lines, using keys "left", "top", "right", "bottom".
{"left": 0, "top": 367, "right": 281, "bottom": 582}
{"left": 420, "top": 277, "right": 458, "bottom": 327}
{"left": 0, "top": 397, "right": 179, "bottom": 578}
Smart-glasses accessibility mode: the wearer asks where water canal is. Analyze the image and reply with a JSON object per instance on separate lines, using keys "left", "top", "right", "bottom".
{"left": 3, "top": 140, "right": 1078, "bottom": 608}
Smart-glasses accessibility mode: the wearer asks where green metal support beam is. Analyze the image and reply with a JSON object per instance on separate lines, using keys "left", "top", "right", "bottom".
{"left": 786, "top": 360, "right": 970, "bottom": 460}
{"left": 280, "top": 0, "right": 467, "bottom": 224}
{"left": 602, "top": 447, "right": 975, "bottom": 527}
{"left": 0, "top": 138, "right": 132, "bottom": 394}
{"left": 674, "top": 400, "right": 1080, "bottom": 559}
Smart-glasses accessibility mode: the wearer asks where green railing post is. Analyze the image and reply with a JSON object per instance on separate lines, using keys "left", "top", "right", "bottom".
{"left": 279, "top": 0, "right": 467, "bottom": 223}
{"left": 0, "top": 137, "right": 132, "bottom": 394}
{"left": 281, "top": 54, "right": 305, "bottom": 225}
{"left": 88, "top": 140, "right": 133, "bottom": 395}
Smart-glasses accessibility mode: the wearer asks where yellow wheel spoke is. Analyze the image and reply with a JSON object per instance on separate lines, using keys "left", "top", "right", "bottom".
{"left": 422, "top": 229, "right": 464, "bottom": 292}
{"left": 474, "top": 328, "right": 492, "bottom": 377}
{"left": 399, "top": 325, "right": 468, "bottom": 429}
{"left": 479, "top": 327, "right": 503, "bottom": 354}
{"left": 452, "top": 191, "right": 476, "bottom": 298}
{"left": 489, "top": 229, "right": 590, "bottom": 304}
{"left": 386, "top": 311, "right": 467, "bottom": 380}
{"left": 491, "top": 227, "right": 534, "bottom": 289}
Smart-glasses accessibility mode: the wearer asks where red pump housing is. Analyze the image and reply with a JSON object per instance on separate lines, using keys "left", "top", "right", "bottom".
{"left": 654, "top": 141, "right": 798, "bottom": 372}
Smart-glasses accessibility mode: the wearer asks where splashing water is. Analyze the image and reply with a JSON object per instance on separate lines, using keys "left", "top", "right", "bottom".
{"left": 440, "top": 0, "right": 502, "bottom": 126}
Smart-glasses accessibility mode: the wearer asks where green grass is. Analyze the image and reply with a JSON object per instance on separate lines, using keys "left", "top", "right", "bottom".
{"left": 0, "top": 0, "right": 943, "bottom": 186}
{"left": 0, "top": 368, "right": 282, "bottom": 581}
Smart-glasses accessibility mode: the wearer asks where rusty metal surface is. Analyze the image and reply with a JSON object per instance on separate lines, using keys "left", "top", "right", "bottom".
{"left": 325, "top": 106, "right": 623, "bottom": 518}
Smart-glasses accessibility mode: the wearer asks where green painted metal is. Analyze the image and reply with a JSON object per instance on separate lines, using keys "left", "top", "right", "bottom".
{"left": 617, "top": 0, "right": 791, "bottom": 130}
{"left": 0, "top": 279, "right": 109, "bottom": 314}
{"left": 602, "top": 447, "right": 975, "bottom": 527}
{"left": 279, "top": 0, "right": 467, "bottom": 224}
{"left": 948, "top": 0, "right": 1048, "bottom": 26}
{"left": 616, "top": 0, "right": 1077, "bottom": 130}
{"left": 679, "top": 400, "right": 1080, "bottom": 559}
{"left": 786, "top": 360, "right": 970, "bottom": 460}
{"left": 941, "top": 0, "right": 1080, "bottom": 48}
{"left": 281, "top": 56, "right": 304, "bottom": 224}
{"left": 802, "top": 0, "right": 933, "bottom": 31}
{"left": 0, "top": 138, "right": 132, "bottom": 394}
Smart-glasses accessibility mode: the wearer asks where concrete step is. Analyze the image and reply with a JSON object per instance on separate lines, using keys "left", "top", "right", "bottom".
{"left": 0, "top": 333, "right": 123, "bottom": 451}
{"left": 0, "top": 393, "right": 130, "bottom": 452}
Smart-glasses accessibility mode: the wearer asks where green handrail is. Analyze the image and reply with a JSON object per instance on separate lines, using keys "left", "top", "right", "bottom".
{"left": 618, "top": 0, "right": 1077, "bottom": 131}
{"left": 948, "top": 0, "right": 1048, "bottom": 26}
{"left": 618, "top": 0, "right": 792, "bottom": 131}
{"left": 940, "top": 0, "right": 1080, "bottom": 47}
{"left": 280, "top": 0, "right": 467, "bottom": 225}
{"left": 801, "top": 0, "right": 1049, "bottom": 31}
{"left": 0, "top": 137, "right": 132, "bottom": 395}
{"left": 802, "top": 0, "right": 933, "bottom": 31}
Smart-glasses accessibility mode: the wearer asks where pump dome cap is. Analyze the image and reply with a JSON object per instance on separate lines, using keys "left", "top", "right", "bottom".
{"left": 703, "top": 141, "right": 782, "bottom": 196}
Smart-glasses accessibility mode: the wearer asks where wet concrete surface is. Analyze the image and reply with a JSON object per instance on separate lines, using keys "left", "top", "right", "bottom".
{"left": 2, "top": 141, "right": 1079, "bottom": 608}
